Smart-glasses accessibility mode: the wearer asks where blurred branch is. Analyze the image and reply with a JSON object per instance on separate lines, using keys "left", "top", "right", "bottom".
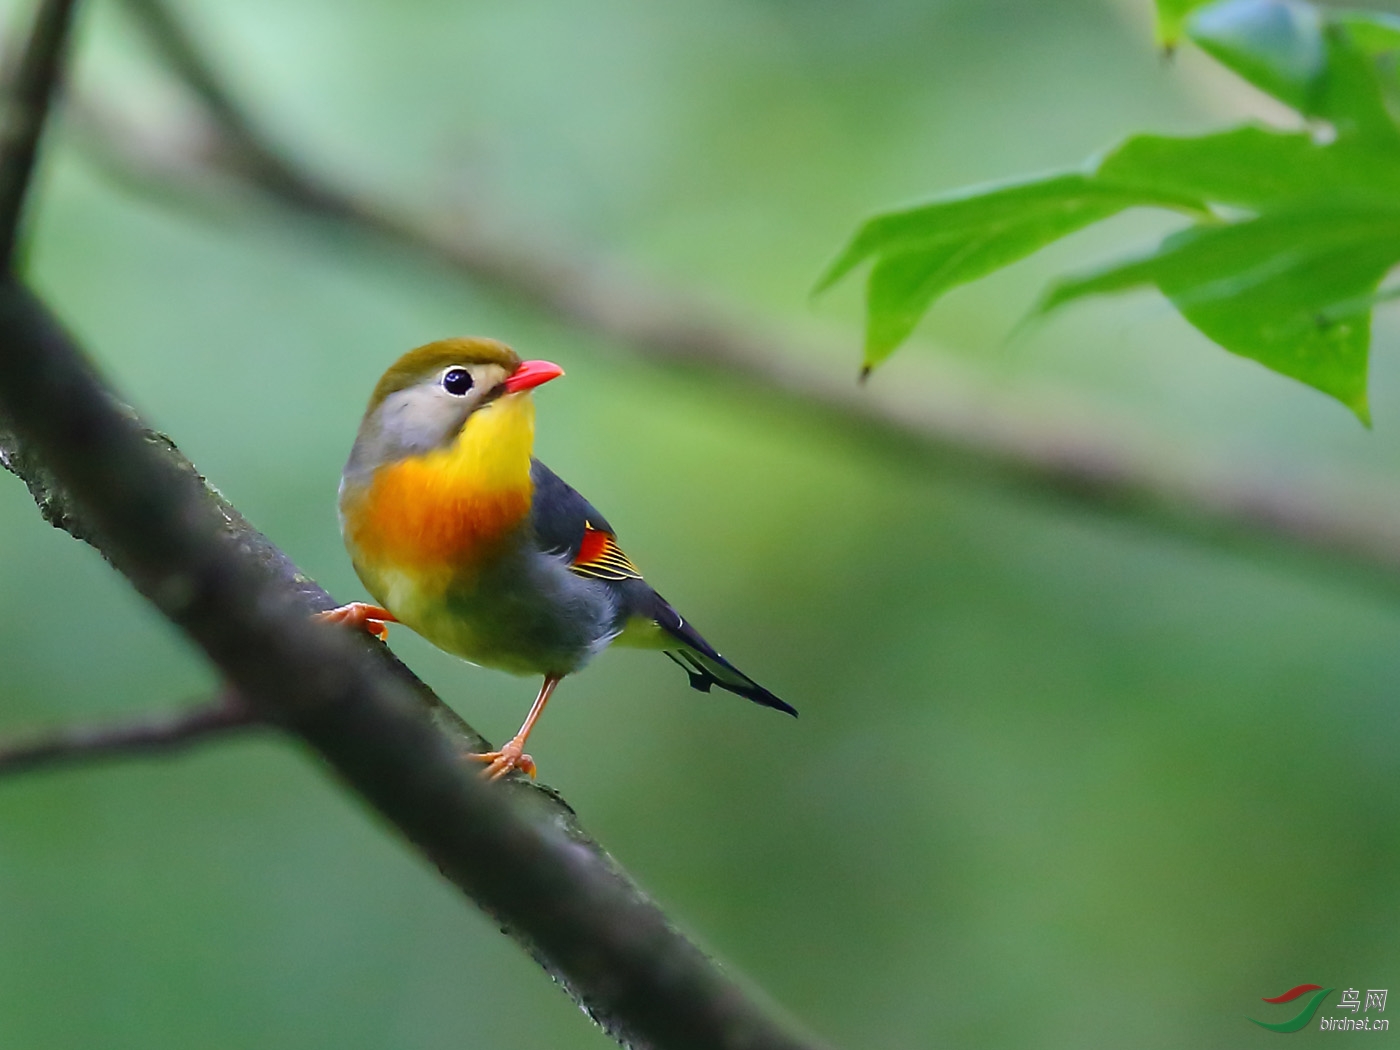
{"left": 0, "top": 7, "right": 828, "bottom": 1047}
{"left": 82, "top": 0, "right": 1400, "bottom": 593}
{"left": 0, "top": 0, "right": 78, "bottom": 265}
{"left": 109, "top": 0, "right": 343, "bottom": 214}
{"left": 0, "top": 691, "right": 256, "bottom": 776}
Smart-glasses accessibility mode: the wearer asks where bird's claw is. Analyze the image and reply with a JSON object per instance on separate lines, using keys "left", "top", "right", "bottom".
{"left": 469, "top": 742, "right": 537, "bottom": 781}
{"left": 316, "top": 602, "right": 396, "bottom": 641}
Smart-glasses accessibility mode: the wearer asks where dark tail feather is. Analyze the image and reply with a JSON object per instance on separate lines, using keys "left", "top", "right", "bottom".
{"left": 663, "top": 648, "right": 797, "bottom": 716}
{"left": 628, "top": 584, "right": 795, "bottom": 716}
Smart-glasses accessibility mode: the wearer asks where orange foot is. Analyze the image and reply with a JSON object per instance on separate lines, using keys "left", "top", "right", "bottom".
{"left": 316, "top": 602, "right": 397, "bottom": 641}
{"left": 469, "top": 739, "right": 537, "bottom": 781}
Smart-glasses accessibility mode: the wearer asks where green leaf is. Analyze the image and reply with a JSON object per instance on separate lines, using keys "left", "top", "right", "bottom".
{"left": 864, "top": 246, "right": 974, "bottom": 367}
{"left": 1187, "top": 0, "right": 1326, "bottom": 112}
{"left": 1186, "top": 2, "right": 1400, "bottom": 139}
{"left": 860, "top": 212, "right": 1118, "bottom": 367}
{"left": 815, "top": 173, "right": 1204, "bottom": 296}
{"left": 823, "top": 0, "right": 1400, "bottom": 418}
{"left": 1094, "top": 126, "right": 1400, "bottom": 208}
{"left": 1156, "top": 0, "right": 1215, "bottom": 49}
{"left": 1331, "top": 12, "right": 1400, "bottom": 137}
{"left": 817, "top": 173, "right": 1207, "bottom": 369}
{"left": 1038, "top": 208, "right": 1400, "bottom": 418}
{"left": 1334, "top": 10, "right": 1400, "bottom": 56}
{"left": 827, "top": 120, "right": 1400, "bottom": 371}
{"left": 1316, "top": 22, "right": 1400, "bottom": 140}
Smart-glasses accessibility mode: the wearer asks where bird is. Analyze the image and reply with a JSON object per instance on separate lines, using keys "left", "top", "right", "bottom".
{"left": 319, "top": 337, "right": 794, "bottom": 780}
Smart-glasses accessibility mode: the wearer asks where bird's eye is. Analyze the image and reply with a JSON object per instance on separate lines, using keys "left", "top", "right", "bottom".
{"left": 443, "top": 367, "right": 474, "bottom": 396}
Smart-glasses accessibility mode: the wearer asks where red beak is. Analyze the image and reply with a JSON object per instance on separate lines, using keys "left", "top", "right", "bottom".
{"left": 504, "top": 359, "right": 565, "bottom": 394}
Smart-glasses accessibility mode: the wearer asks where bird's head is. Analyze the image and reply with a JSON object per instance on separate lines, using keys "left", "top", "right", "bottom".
{"left": 343, "top": 337, "right": 563, "bottom": 480}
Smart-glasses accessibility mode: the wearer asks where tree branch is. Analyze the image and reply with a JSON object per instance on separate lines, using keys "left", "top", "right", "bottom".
{"left": 86, "top": 0, "right": 1400, "bottom": 596}
{"left": 0, "top": 692, "right": 256, "bottom": 776}
{"left": 0, "top": 5, "right": 828, "bottom": 1045}
{"left": 0, "top": 0, "right": 78, "bottom": 267}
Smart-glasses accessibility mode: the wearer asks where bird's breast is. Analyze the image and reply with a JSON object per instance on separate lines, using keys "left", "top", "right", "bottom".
{"left": 343, "top": 461, "right": 532, "bottom": 574}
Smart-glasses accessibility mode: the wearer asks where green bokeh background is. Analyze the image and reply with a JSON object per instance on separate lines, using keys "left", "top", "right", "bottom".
{"left": 2, "top": 0, "right": 1398, "bottom": 1046}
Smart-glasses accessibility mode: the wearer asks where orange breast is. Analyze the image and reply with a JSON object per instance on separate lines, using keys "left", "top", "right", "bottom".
{"left": 345, "top": 456, "right": 532, "bottom": 573}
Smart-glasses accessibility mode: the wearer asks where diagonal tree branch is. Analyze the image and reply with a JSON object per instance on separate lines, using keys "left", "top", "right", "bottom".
{"left": 0, "top": 3, "right": 829, "bottom": 1047}
{"left": 0, "top": 691, "right": 256, "bottom": 776}
{"left": 85, "top": 0, "right": 1400, "bottom": 596}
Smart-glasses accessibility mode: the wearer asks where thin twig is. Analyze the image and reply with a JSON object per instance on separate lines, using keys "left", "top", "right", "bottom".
{"left": 88, "top": 0, "right": 1400, "bottom": 595}
{"left": 0, "top": 0, "right": 79, "bottom": 267}
{"left": 0, "top": 692, "right": 257, "bottom": 776}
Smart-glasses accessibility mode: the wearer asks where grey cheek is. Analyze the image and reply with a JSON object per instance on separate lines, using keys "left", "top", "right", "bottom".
{"left": 381, "top": 396, "right": 439, "bottom": 454}
{"left": 383, "top": 398, "right": 417, "bottom": 441}
{"left": 388, "top": 392, "right": 476, "bottom": 456}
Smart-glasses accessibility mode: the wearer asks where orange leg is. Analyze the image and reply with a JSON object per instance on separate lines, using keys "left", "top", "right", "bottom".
{"left": 470, "top": 675, "right": 561, "bottom": 781}
{"left": 316, "top": 602, "right": 397, "bottom": 642}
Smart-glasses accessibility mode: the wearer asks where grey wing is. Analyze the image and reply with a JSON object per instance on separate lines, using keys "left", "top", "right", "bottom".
{"left": 529, "top": 458, "right": 616, "bottom": 560}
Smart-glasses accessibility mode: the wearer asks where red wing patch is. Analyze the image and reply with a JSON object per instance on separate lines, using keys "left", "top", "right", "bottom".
{"left": 570, "top": 523, "right": 643, "bottom": 581}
